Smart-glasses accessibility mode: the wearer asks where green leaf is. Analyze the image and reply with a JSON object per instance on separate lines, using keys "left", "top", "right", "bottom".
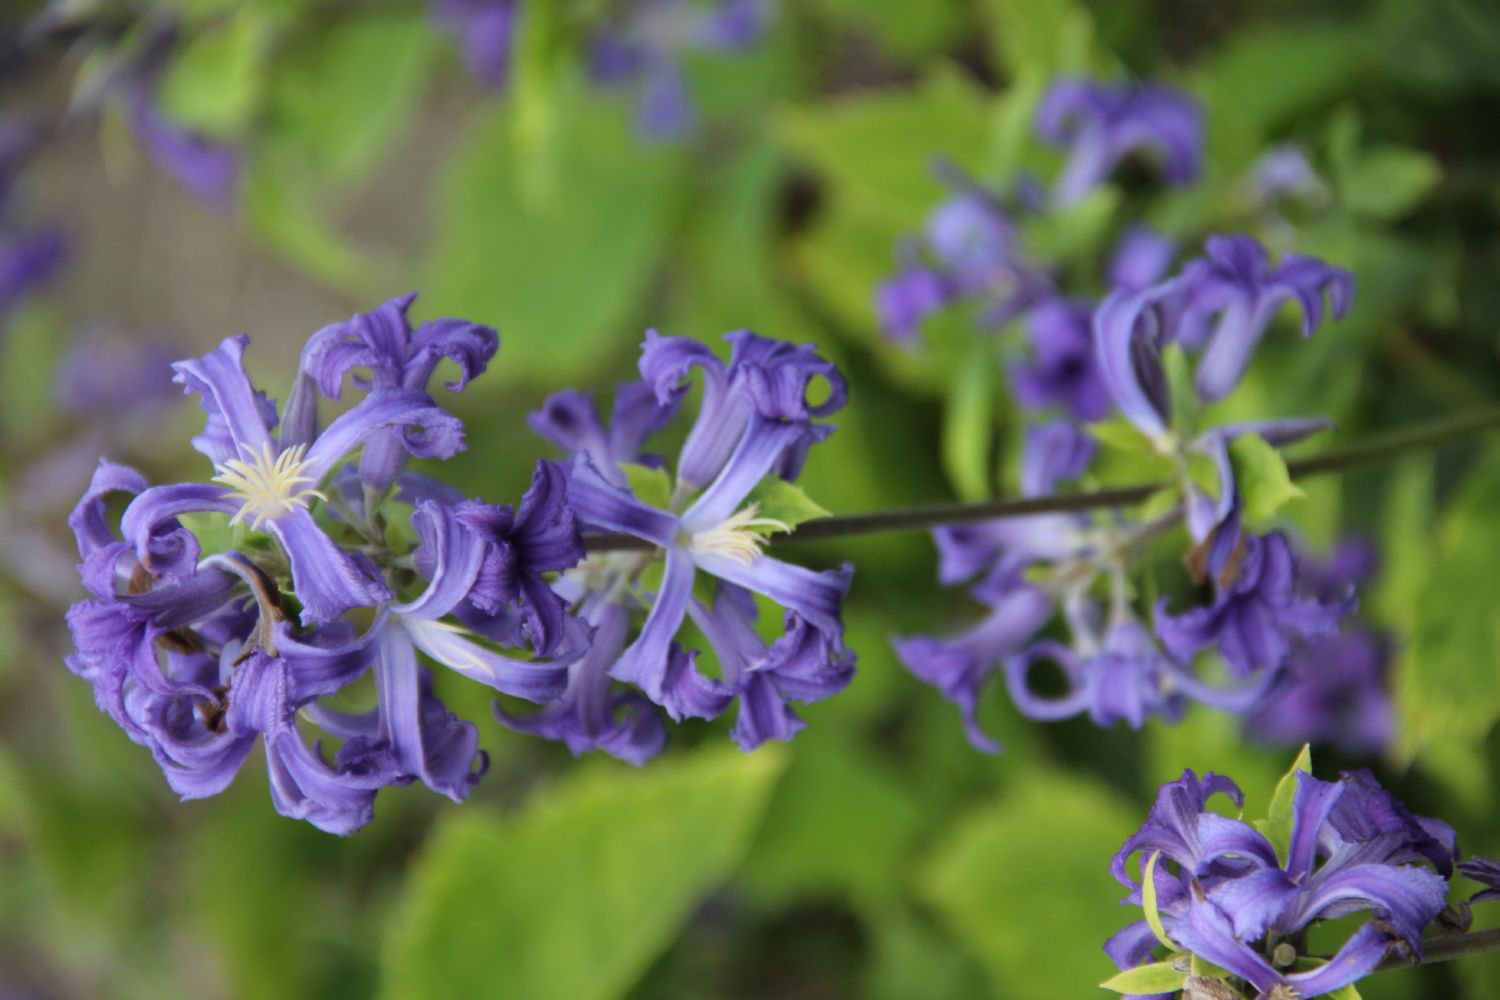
{"left": 1393, "top": 444, "right": 1500, "bottom": 761}
{"left": 1340, "top": 147, "right": 1442, "bottom": 219}
{"left": 1100, "top": 960, "right": 1188, "bottom": 994}
{"left": 920, "top": 769, "right": 1137, "bottom": 998}
{"left": 156, "top": 9, "right": 269, "bottom": 139}
{"left": 426, "top": 97, "right": 682, "bottom": 383}
{"left": 978, "top": 0, "right": 1097, "bottom": 80}
{"left": 1253, "top": 745, "right": 1313, "bottom": 865}
{"left": 1141, "top": 852, "right": 1175, "bottom": 951}
{"left": 620, "top": 463, "right": 673, "bottom": 511}
{"left": 1088, "top": 417, "right": 1153, "bottom": 454}
{"left": 384, "top": 748, "right": 786, "bottom": 1000}
{"left": 1325, "top": 983, "right": 1363, "bottom": 1000}
{"left": 942, "top": 345, "right": 999, "bottom": 501}
{"left": 744, "top": 477, "right": 831, "bottom": 534}
{"left": 1229, "top": 434, "right": 1304, "bottom": 527}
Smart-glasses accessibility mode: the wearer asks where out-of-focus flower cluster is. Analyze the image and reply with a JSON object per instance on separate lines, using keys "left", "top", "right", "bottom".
{"left": 1103, "top": 753, "right": 1488, "bottom": 999}
{"left": 881, "top": 76, "right": 1381, "bottom": 754}
{"left": 64, "top": 295, "right": 854, "bottom": 833}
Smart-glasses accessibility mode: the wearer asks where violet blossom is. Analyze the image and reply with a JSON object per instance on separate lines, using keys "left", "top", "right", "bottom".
{"left": 432, "top": 0, "right": 519, "bottom": 90}
{"left": 515, "top": 328, "right": 855, "bottom": 748}
{"left": 590, "top": 0, "right": 770, "bottom": 138}
{"left": 1035, "top": 78, "right": 1203, "bottom": 207}
{"left": 1109, "top": 767, "right": 1455, "bottom": 999}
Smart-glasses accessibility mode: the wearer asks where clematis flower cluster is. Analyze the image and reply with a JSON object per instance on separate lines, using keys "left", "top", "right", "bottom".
{"left": 1105, "top": 762, "right": 1459, "bottom": 999}
{"left": 895, "top": 227, "right": 1355, "bottom": 751}
{"left": 511, "top": 328, "right": 855, "bottom": 760}
{"left": 882, "top": 73, "right": 1363, "bottom": 752}
{"left": 61, "top": 295, "right": 856, "bottom": 833}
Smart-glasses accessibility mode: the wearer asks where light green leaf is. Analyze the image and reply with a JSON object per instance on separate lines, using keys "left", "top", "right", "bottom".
{"left": 744, "top": 478, "right": 831, "bottom": 534}
{"left": 156, "top": 9, "right": 270, "bottom": 139}
{"left": 1340, "top": 147, "right": 1442, "bottom": 219}
{"left": 942, "top": 345, "right": 999, "bottom": 501}
{"left": 1253, "top": 745, "right": 1312, "bottom": 865}
{"left": 1229, "top": 434, "right": 1304, "bottom": 527}
{"left": 1088, "top": 417, "right": 1153, "bottom": 454}
{"left": 1100, "top": 960, "right": 1188, "bottom": 994}
{"left": 1393, "top": 444, "right": 1500, "bottom": 761}
{"left": 1325, "top": 982, "right": 1363, "bottom": 1000}
{"left": 1141, "top": 852, "right": 1175, "bottom": 951}
{"left": 426, "top": 97, "right": 682, "bottom": 383}
{"left": 920, "top": 769, "right": 1136, "bottom": 998}
{"left": 620, "top": 463, "right": 673, "bottom": 511}
{"left": 978, "top": 0, "right": 1097, "bottom": 80}
{"left": 383, "top": 748, "right": 787, "bottom": 1000}
{"left": 1024, "top": 187, "right": 1119, "bottom": 261}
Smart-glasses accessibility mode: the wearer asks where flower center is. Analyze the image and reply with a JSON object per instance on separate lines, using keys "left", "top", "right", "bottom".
{"left": 688, "top": 504, "right": 790, "bottom": 567}
{"left": 213, "top": 442, "right": 327, "bottom": 531}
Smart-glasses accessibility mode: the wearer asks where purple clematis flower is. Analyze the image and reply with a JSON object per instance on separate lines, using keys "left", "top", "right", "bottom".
{"left": 298, "top": 291, "right": 498, "bottom": 492}
{"left": 1179, "top": 234, "right": 1354, "bottom": 401}
{"left": 499, "top": 382, "right": 684, "bottom": 763}
{"left": 1011, "top": 297, "right": 1112, "bottom": 421}
{"left": 893, "top": 422, "right": 1094, "bottom": 751}
{"left": 590, "top": 0, "right": 770, "bottom": 138}
{"left": 1244, "top": 538, "right": 1393, "bottom": 755}
{"left": 690, "top": 582, "right": 855, "bottom": 751}
{"left": 1248, "top": 144, "right": 1326, "bottom": 208}
{"left": 1110, "top": 767, "right": 1453, "bottom": 1000}
{"left": 432, "top": 0, "right": 519, "bottom": 90}
{"left": 1156, "top": 518, "right": 1354, "bottom": 678}
{"left": 561, "top": 330, "right": 853, "bottom": 723}
{"left": 64, "top": 463, "right": 409, "bottom": 834}
{"left": 123, "top": 334, "right": 466, "bottom": 624}
{"left": 497, "top": 594, "right": 669, "bottom": 766}
{"left": 1004, "top": 619, "right": 1186, "bottom": 730}
{"left": 1459, "top": 857, "right": 1500, "bottom": 904}
{"left": 306, "top": 498, "right": 578, "bottom": 801}
{"left": 1108, "top": 225, "right": 1176, "bottom": 292}
{"left": 875, "top": 187, "right": 1051, "bottom": 342}
{"left": 1035, "top": 78, "right": 1203, "bottom": 207}
{"left": 875, "top": 265, "right": 951, "bottom": 344}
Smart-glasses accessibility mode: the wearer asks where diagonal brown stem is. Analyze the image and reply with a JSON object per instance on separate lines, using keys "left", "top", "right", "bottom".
{"left": 583, "top": 409, "right": 1500, "bottom": 553}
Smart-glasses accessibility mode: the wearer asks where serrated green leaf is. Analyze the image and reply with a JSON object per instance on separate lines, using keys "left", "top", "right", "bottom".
{"left": 1100, "top": 960, "right": 1188, "bottom": 994}
{"left": 744, "top": 477, "right": 831, "bottom": 534}
{"left": 1253, "top": 744, "right": 1313, "bottom": 865}
{"left": 1340, "top": 147, "right": 1442, "bottom": 219}
{"left": 383, "top": 748, "right": 786, "bottom": 1000}
{"left": 1229, "top": 434, "right": 1304, "bottom": 527}
{"left": 620, "top": 463, "right": 673, "bottom": 511}
{"left": 1141, "top": 852, "right": 1175, "bottom": 951}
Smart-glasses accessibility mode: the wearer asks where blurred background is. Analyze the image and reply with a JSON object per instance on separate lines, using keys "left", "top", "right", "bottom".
{"left": 2, "top": 0, "right": 1499, "bottom": 997}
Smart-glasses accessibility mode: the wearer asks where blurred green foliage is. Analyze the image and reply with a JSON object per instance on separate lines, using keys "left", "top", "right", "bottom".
{"left": 3, "top": 0, "right": 1500, "bottom": 998}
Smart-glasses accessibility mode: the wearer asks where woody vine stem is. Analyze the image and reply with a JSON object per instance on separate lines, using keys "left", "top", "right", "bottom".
{"left": 584, "top": 409, "right": 1500, "bottom": 552}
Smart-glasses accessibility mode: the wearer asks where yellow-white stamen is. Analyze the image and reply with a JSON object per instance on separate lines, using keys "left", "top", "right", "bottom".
{"left": 213, "top": 442, "right": 328, "bottom": 531}
{"left": 687, "top": 504, "right": 791, "bottom": 567}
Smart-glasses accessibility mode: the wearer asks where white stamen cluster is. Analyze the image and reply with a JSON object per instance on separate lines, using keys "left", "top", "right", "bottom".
{"left": 688, "top": 504, "right": 790, "bottom": 567}
{"left": 213, "top": 442, "right": 327, "bottom": 530}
